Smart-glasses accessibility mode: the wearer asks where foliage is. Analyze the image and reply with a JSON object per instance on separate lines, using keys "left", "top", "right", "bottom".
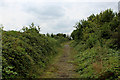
{"left": 71, "top": 9, "right": 120, "bottom": 79}
{"left": 46, "top": 33, "right": 71, "bottom": 43}
{"left": 2, "top": 23, "right": 59, "bottom": 78}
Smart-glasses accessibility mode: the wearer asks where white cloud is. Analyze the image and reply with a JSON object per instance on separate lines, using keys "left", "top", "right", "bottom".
{"left": 0, "top": 0, "right": 119, "bottom": 34}
{"left": 0, "top": 3, "right": 34, "bottom": 30}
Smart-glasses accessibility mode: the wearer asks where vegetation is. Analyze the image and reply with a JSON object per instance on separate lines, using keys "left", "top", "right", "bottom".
{"left": 1, "top": 9, "right": 120, "bottom": 79}
{"left": 46, "top": 33, "right": 71, "bottom": 43}
{"left": 2, "top": 23, "right": 60, "bottom": 78}
{"left": 71, "top": 9, "right": 120, "bottom": 79}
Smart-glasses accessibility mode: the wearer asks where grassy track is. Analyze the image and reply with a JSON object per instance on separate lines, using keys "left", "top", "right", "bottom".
{"left": 40, "top": 42, "right": 80, "bottom": 78}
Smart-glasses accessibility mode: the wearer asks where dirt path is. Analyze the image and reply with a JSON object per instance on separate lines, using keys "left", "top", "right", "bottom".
{"left": 41, "top": 43, "right": 80, "bottom": 78}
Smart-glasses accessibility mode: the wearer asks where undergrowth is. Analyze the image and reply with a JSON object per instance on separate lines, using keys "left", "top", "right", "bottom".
{"left": 71, "top": 9, "right": 120, "bottom": 80}
{"left": 2, "top": 23, "right": 60, "bottom": 79}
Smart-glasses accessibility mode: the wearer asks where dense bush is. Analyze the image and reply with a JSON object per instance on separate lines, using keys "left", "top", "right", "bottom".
{"left": 2, "top": 23, "right": 59, "bottom": 78}
{"left": 47, "top": 33, "right": 71, "bottom": 44}
{"left": 71, "top": 9, "right": 120, "bottom": 79}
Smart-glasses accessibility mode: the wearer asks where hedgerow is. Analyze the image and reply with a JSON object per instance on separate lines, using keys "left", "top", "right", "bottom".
{"left": 71, "top": 9, "right": 120, "bottom": 79}
{"left": 2, "top": 23, "right": 59, "bottom": 78}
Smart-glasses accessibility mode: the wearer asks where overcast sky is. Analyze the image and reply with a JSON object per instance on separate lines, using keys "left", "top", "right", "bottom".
{"left": 0, "top": 0, "right": 119, "bottom": 34}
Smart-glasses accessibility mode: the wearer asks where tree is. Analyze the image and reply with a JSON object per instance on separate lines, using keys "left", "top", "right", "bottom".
{"left": 87, "top": 14, "right": 95, "bottom": 21}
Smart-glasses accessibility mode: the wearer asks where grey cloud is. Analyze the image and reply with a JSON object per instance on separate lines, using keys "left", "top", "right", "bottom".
{"left": 0, "top": 1, "right": 118, "bottom": 34}
{"left": 0, "top": 0, "right": 6, "bottom": 7}
{"left": 23, "top": 3, "right": 65, "bottom": 20}
{"left": 41, "top": 6, "right": 65, "bottom": 17}
{"left": 51, "top": 19, "right": 75, "bottom": 33}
